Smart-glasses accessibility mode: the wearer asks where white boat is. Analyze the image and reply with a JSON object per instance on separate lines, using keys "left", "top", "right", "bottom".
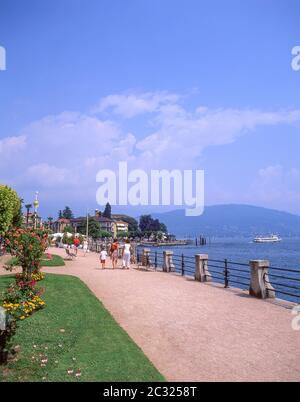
{"left": 253, "top": 234, "right": 282, "bottom": 243}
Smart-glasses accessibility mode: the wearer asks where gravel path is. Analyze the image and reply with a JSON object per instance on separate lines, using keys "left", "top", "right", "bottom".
{"left": 2, "top": 248, "right": 300, "bottom": 382}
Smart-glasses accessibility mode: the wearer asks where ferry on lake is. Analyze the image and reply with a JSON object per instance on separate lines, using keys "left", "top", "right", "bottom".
{"left": 253, "top": 234, "right": 282, "bottom": 243}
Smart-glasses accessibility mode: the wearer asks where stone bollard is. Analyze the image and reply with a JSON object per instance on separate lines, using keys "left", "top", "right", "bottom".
{"left": 249, "top": 260, "right": 275, "bottom": 299}
{"left": 131, "top": 243, "right": 137, "bottom": 263}
{"left": 163, "top": 251, "right": 175, "bottom": 272}
{"left": 142, "top": 248, "right": 151, "bottom": 267}
{"left": 195, "top": 254, "right": 211, "bottom": 282}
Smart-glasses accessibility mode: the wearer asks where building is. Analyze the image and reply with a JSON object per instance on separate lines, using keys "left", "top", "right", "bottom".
{"left": 51, "top": 218, "right": 71, "bottom": 233}
{"left": 58, "top": 214, "right": 129, "bottom": 238}
{"left": 69, "top": 216, "right": 116, "bottom": 237}
{"left": 97, "top": 217, "right": 117, "bottom": 237}
{"left": 114, "top": 220, "right": 129, "bottom": 234}
{"left": 23, "top": 212, "right": 42, "bottom": 229}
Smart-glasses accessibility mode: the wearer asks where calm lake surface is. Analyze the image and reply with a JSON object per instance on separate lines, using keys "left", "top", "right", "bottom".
{"left": 138, "top": 237, "right": 300, "bottom": 303}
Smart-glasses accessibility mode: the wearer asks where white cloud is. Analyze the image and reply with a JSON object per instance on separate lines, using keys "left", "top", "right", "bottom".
{"left": 2, "top": 91, "right": 300, "bottom": 211}
{"left": 25, "top": 163, "right": 71, "bottom": 187}
{"left": 0, "top": 112, "right": 134, "bottom": 193}
{"left": 248, "top": 165, "right": 300, "bottom": 212}
{"left": 91, "top": 91, "right": 180, "bottom": 118}
{"left": 136, "top": 107, "right": 300, "bottom": 168}
{"left": 0, "top": 135, "right": 26, "bottom": 154}
{"left": 258, "top": 165, "right": 283, "bottom": 180}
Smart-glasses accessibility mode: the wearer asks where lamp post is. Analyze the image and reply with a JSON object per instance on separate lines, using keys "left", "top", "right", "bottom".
{"left": 33, "top": 191, "right": 39, "bottom": 230}
{"left": 86, "top": 210, "right": 89, "bottom": 239}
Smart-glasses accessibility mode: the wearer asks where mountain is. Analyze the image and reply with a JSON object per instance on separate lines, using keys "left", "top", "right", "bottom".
{"left": 152, "top": 204, "right": 300, "bottom": 237}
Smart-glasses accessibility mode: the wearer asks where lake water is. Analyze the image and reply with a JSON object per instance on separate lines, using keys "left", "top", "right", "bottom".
{"left": 137, "top": 237, "right": 300, "bottom": 303}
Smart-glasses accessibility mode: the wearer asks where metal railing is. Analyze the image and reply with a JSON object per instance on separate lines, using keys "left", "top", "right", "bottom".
{"left": 266, "top": 265, "right": 300, "bottom": 301}
{"left": 207, "top": 259, "right": 250, "bottom": 289}
{"left": 172, "top": 253, "right": 195, "bottom": 276}
{"left": 136, "top": 250, "right": 250, "bottom": 289}
{"left": 121, "top": 247, "right": 300, "bottom": 303}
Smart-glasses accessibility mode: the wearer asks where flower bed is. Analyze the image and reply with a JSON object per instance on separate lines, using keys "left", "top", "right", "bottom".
{"left": 3, "top": 296, "right": 45, "bottom": 320}
{"left": 2, "top": 279, "right": 45, "bottom": 321}
{"left": 4, "top": 228, "right": 48, "bottom": 280}
{"left": 16, "top": 271, "right": 45, "bottom": 282}
{"left": 1, "top": 228, "right": 48, "bottom": 364}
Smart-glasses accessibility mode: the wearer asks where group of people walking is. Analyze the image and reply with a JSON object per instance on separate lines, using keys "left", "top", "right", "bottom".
{"left": 99, "top": 239, "right": 133, "bottom": 270}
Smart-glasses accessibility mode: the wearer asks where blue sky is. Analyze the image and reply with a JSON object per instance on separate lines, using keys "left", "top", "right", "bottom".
{"left": 0, "top": 0, "right": 300, "bottom": 218}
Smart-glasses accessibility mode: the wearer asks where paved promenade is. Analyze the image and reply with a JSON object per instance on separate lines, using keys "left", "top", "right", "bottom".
{"left": 2, "top": 248, "right": 300, "bottom": 381}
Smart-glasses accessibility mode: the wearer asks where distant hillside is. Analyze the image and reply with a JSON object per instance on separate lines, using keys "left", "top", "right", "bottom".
{"left": 153, "top": 205, "right": 300, "bottom": 237}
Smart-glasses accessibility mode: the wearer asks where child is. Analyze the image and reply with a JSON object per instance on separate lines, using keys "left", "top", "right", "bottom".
{"left": 100, "top": 247, "right": 108, "bottom": 269}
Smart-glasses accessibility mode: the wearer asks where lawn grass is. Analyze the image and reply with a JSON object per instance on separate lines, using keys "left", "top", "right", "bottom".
{"left": 0, "top": 274, "right": 164, "bottom": 382}
{"left": 40, "top": 254, "right": 65, "bottom": 267}
{"left": 5, "top": 256, "right": 19, "bottom": 267}
{"left": 6, "top": 253, "right": 65, "bottom": 268}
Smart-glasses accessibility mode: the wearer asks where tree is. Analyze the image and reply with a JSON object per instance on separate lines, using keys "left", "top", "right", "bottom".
{"left": 99, "top": 230, "right": 113, "bottom": 239}
{"left": 117, "top": 231, "right": 129, "bottom": 239}
{"left": 139, "top": 215, "right": 152, "bottom": 233}
{"left": 12, "top": 198, "right": 23, "bottom": 229}
{"left": 47, "top": 217, "right": 53, "bottom": 229}
{"left": 58, "top": 210, "right": 62, "bottom": 219}
{"left": 63, "top": 225, "right": 74, "bottom": 234}
{"left": 4, "top": 228, "right": 48, "bottom": 279}
{"left": 0, "top": 185, "right": 22, "bottom": 236}
{"left": 62, "top": 206, "right": 74, "bottom": 219}
{"left": 160, "top": 222, "right": 168, "bottom": 233}
{"left": 139, "top": 214, "right": 168, "bottom": 235}
{"left": 155, "top": 231, "right": 164, "bottom": 241}
{"left": 78, "top": 217, "right": 101, "bottom": 240}
{"left": 103, "top": 203, "right": 112, "bottom": 219}
{"left": 128, "top": 228, "right": 142, "bottom": 239}
{"left": 62, "top": 232, "right": 73, "bottom": 245}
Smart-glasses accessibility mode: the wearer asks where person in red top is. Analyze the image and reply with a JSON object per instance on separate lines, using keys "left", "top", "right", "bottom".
{"left": 110, "top": 238, "right": 119, "bottom": 269}
{"left": 73, "top": 237, "right": 80, "bottom": 255}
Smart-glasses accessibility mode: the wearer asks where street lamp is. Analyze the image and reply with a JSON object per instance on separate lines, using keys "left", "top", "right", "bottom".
{"left": 33, "top": 191, "right": 39, "bottom": 230}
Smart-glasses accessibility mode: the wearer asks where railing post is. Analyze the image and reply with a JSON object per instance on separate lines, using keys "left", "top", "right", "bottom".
{"left": 181, "top": 254, "right": 185, "bottom": 276}
{"left": 163, "top": 251, "right": 175, "bottom": 272}
{"left": 154, "top": 251, "right": 158, "bottom": 270}
{"left": 224, "top": 258, "right": 229, "bottom": 288}
{"left": 195, "top": 254, "right": 211, "bottom": 282}
{"left": 249, "top": 260, "right": 275, "bottom": 299}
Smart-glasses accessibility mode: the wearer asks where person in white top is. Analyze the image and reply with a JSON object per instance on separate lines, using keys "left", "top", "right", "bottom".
{"left": 122, "top": 239, "right": 131, "bottom": 269}
{"left": 83, "top": 240, "right": 88, "bottom": 256}
{"left": 100, "top": 247, "right": 108, "bottom": 269}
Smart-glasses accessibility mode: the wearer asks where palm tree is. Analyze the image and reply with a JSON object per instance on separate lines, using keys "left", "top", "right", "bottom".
{"left": 47, "top": 217, "right": 53, "bottom": 229}
{"left": 25, "top": 204, "right": 32, "bottom": 226}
